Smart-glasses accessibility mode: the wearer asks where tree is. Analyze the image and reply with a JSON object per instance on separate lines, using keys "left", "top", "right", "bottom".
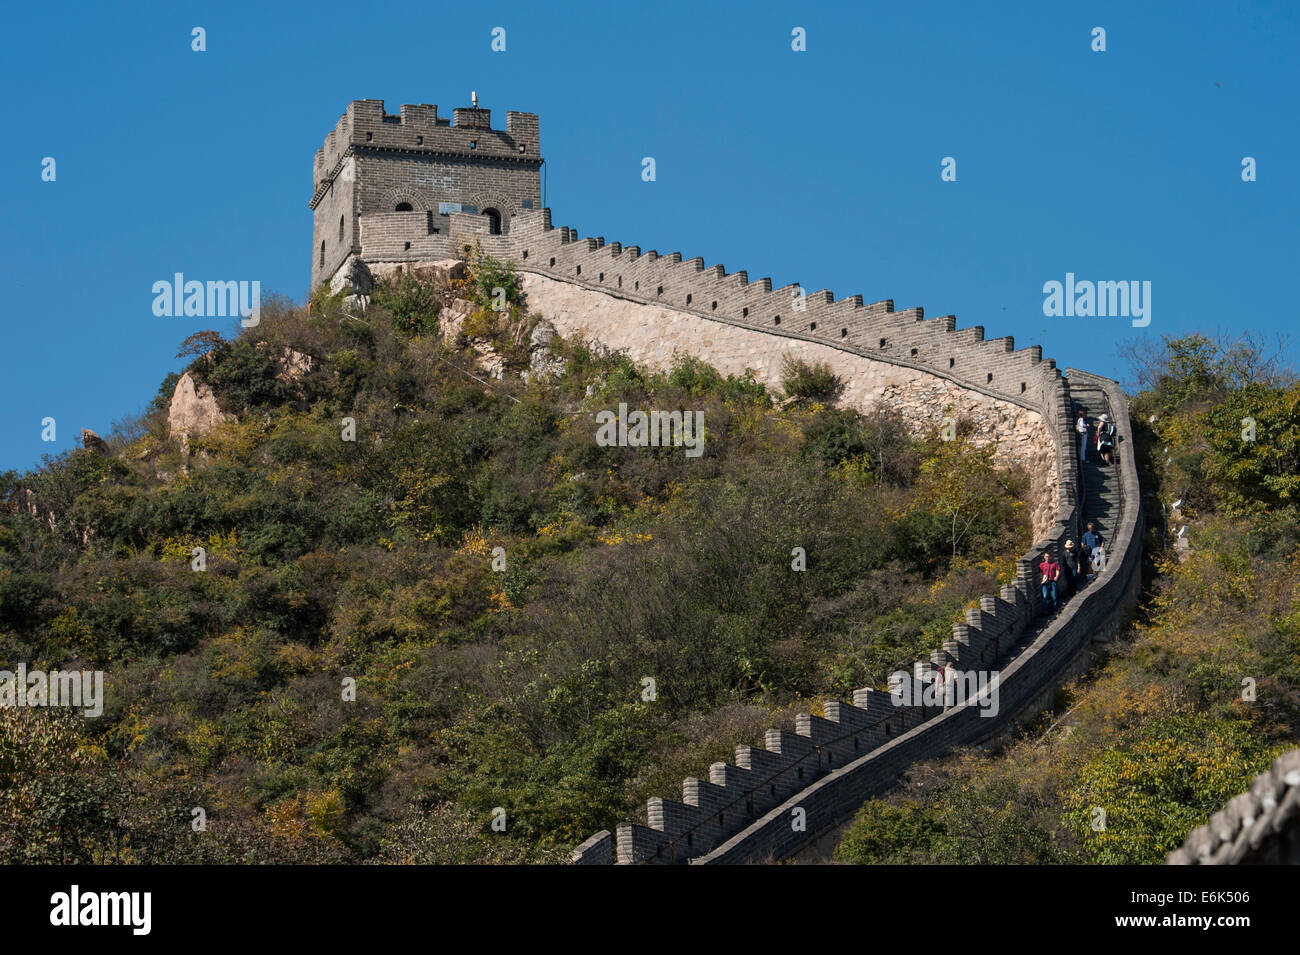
{"left": 913, "top": 439, "right": 1002, "bottom": 557}
{"left": 176, "top": 330, "right": 225, "bottom": 361}
{"left": 1121, "top": 331, "right": 1294, "bottom": 419}
{"left": 1063, "top": 715, "right": 1283, "bottom": 864}
{"left": 1202, "top": 383, "right": 1300, "bottom": 514}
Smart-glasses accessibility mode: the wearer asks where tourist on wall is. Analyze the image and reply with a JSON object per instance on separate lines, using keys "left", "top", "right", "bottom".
{"left": 1076, "top": 409, "right": 1089, "bottom": 462}
{"left": 1081, "top": 522, "right": 1104, "bottom": 580}
{"left": 1096, "top": 413, "right": 1116, "bottom": 465}
{"left": 1062, "top": 539, "right": 1080, "bottom": 594}
{"left": 1038, "top": 550, "right": 1060, "bottom": 614}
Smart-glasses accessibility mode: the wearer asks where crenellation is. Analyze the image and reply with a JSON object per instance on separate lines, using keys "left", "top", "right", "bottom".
{"left": 725, "top": 748, "right": 802, "bottom": 817}
{"left": 648, "top": 797, "right": 711, "bottom": 839}
{"left": 766, "top": 728, "right": 815, "bottom": 761}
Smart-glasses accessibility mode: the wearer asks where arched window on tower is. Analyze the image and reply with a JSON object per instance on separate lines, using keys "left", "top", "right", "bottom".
{"left": 319, "top": 241, "right": 325, "bottom": 268}
{"left": 483, "top": 208, "right": 502, "bottom": 236}
{"left": 395, "top": 202, "right": 413, "bottom": 212}
{"left": 338, "top": 215, "right": 345, "bottom": 243}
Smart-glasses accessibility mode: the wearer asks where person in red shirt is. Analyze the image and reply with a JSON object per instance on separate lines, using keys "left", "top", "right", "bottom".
{"left": 1038, "top": 551, "right": 1061, "bottom": 614}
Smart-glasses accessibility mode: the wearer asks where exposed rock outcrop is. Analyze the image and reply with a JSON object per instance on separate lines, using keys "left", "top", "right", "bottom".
{"left": 168, "top": 372, "right": 233, "bottom": 452}
{"left": 330, "top": 255, "right": 373, "bottom": 314}
{"left": 439, "top": 297, "right": 507, "bottom": 380}
{"left": 254, "top": 342, "right": 316, "bottom": 382}
{"left": 330, "top": 255, "right": 373, "bottom": 296}
{"left": 369, "top": 258, "right": 468, "bottom": 287}
{"left": 279, "top": 346, "right": 315, "bottom": 381}
{"left": 80, "top": 429, "right": 110, "bottom": 455}
{"left": 523, "top": 319, "right": 565, "bottom": 381}
{"left": 416, "top": 258, "right": 469, "bottom": 284}
{"left": 439, "top": 297, "right": 475, "bottom": 339}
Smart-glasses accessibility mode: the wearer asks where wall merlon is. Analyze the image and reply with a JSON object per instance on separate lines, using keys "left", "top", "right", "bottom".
{"left": 823, "top": 701, "right": 873, "bottom": 731}
{"left": 710, "top": 760, "right": 753, "bottom": 790}
{"left": 616, "top": 822, "right": 671, "bottom": 864}
{"left": 796, "top": 713, "right": 841, "bottom": 746}
{"left": 735, "top": 747, "right": 799, "bottom": 799}
{"left": 766, "top": 729, "right": 814, "bottom": 760}
{"left": 683, "top": 777, "right": 730, "bottom": 814}
{"left": 648, "top": 797, "right": 710, "bottom": 837}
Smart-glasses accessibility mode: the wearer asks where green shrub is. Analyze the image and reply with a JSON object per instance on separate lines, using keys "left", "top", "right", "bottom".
{"left": 781, "top": 355, "right": 841, "bottom": 403}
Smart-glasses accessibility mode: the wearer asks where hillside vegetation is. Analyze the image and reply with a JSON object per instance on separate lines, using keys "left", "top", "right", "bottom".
{"left": 0, "top": 256, "right": 1031, "bottom": 863}
{"left": 836, "top": 333, "right": 1300, "bottom": 865}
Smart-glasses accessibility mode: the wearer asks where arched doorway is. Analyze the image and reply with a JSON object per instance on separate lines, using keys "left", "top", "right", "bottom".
{"left": 483, "top": 208, "right": 502, "bottom": 235}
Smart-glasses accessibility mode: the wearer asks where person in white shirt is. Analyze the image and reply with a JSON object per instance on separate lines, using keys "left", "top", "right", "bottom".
{"left": 1076, "top": 410, "right": 1089, "bottom": 462}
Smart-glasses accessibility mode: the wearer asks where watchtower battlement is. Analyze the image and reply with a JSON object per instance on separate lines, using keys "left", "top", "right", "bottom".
{"left": 310, "top": 97, "right": 542, "bottom": 288}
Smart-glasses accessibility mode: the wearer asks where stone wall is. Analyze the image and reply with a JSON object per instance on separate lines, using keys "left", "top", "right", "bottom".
{"left": 517, "top": 272, "right": 1060, "bottom": 538}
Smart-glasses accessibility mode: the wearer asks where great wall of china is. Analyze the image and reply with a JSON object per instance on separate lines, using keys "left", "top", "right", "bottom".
{"left": 311, "top": 100, "right": 1146, "bottom": 864}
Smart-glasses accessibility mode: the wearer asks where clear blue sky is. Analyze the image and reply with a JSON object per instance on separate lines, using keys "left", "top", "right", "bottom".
{"left": 3, "top": 0, "right": 1297, "bottom": 472}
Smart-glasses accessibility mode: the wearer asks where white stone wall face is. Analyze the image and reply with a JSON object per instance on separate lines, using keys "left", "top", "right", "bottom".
{"left": 519, "top": 273, "right": 1060, "bottom": 540}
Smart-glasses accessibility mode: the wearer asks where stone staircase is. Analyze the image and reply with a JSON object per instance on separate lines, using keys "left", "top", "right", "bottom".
{"left": 998, "top": 382, "right": 1121, "bottom": 664}
{"left": 1070, "top": 380, "right": 1123, "bottom": 560}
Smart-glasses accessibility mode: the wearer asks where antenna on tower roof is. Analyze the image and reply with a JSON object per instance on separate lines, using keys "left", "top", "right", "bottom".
{"left": 471, "top": 90, "right": 478, "bottom": 108}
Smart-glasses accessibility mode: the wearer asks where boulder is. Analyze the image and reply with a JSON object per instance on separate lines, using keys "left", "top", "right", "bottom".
{"left": 524, "top": 319, "right": 566, "bottom": 380}
{"left": 330, "top": 256, "right": 373, "bottom": 315}
{"left": 168, "top": 372, "right": 233, "bottom": 452}
{"left": 330, "top": 255, "right": 374, "bottom": 296}
{"left": 80, "top": 428, "right": 110, "bottom": 455}
{"left": 253, "top": 343, "right": 316, "bottom": 381}
{"left": 416, "top": 259, "right": 469, "bottom": 284}
{"left": 280, "top": 347, "right": 314, "bottom": 381}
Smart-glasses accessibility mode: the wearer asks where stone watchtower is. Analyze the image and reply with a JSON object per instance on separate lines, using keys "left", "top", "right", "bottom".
{"left": 309, "top": 97, "right": 542, "bottom": 288}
